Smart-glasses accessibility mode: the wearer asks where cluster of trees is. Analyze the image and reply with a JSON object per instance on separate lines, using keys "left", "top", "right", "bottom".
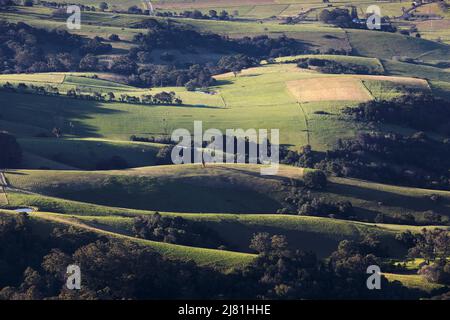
{"left": 280, "top": 144, "right": 321, "bottom": 168}
{"left": 213, "top": 54, "right": 259, "bottom": 75}
{"left": 296, "top": 57, "right": 383, "bottom": 75}
{"left": 1, "top": 81, "right": 182, "bottom": 106}
{"left": 274, "top": 168, "right": 355, "bottom": 219}
{"left": 344, "top": 94, "right": 450, "bottom": 136}
{"left": 172, "top": 9, "right": 232, "bottom": 20}
{"left": 315, "top": 131, "right": 450, "bottom": 190}
{"left": 397, "top": 229, "right": 450, "bottom": 285}
{"left": 0, "top": 214, "right": 439, "bottom": 299}
{"left": 0, "top": 20, "right": 311, "bottom": 90}
{"left": 278, "top": 188, "right": 354, "bottom": 218}
{"left": 118, "top": 91, "right": 182, "bottom": 105}
{"left": 319, "top": 8, "right": 396, "bottom": 32}
{"left": 0, "top": 131, "right": 22, "bottom": 168}
{"left": 0, "top": 21, "right": 85, "bottom": 74}
{"left": 41, "top": 1, "right": 97, "bottom": 12}
{"left": 126, "top": 22, "right": 311, "bottom": 88}
{"left": 0, "top": 0, "right": 13, "bottom": 8}
{"left": 319, "top": 8, "right": 358, "bottom": 27}
{"left": 2, "top": 82, "right": 60, "bottom": 96}
{"left": 374, "top": 211, "right": 447, "bottom": 226}
{"left": 132, "top": 22, "right": 309, "bottom": 57}
{"left": 132, "top": 213, "right": 226, "bottom": 249}
{"left": 79, "top": 38, "right": 112, "bottom": 56}
{"left": 107, "top": 54, "right": 215, "bottom": 89}
{"left": 0, "top": 213, "right": 229, "bottom": 299}
{"left": 240, "top": 232, "right": 420, "bottom": 299}
{"left": 126, "top": 5, "right": 151, "bottom": 15}
{"left": 280, "top": 135, "right": 450, "bottom": 224}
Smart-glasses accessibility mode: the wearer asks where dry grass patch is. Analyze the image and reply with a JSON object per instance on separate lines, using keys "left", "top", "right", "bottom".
{"left": 0, "top": 188, "right": 8, "bottom": 205}
{"left": 0, "top": 73, "right": 66, "bottom": 84}
{"left": 286, "top": 75, "right": 430, "bottom": 102}
{"left": 286, "top": 77, "right": 372, "bottom": 102}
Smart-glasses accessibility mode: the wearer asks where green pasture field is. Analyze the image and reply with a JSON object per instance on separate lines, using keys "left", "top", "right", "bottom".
{"left": 383, "top": 273, "right": 445, "bottom": 292}
{"left": 347, "top": 29, "right": 450, "bottom": 63}
{"left": 17, "top": 138, "right": 165, "bottom": 170}
{"left": 4, "top": 163, "right": 450, "bottom": 223}
{"left": 0, "top": 63, "right": 443, "bottom": 156}
{"left": 3, "top": 187, "right": 449, "bottom": 258}
{"left": 382, "top": 60, "right": 450, "bottom": 82}
{"left": 275, "top": 54, "right": 385, "bottom": 73}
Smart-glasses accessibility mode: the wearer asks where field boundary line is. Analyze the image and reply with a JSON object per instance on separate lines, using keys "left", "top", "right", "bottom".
{"left": 273, "top": 4, "right": 290, "bottom": 16}
{"left": 342, "top": 29, "right": 354, "bottom": 55}
{"left": 376, "top": 58, "right": 386, "bottom": 74}
{"left": 360, "top": 80, "right": 375, "bottom": 100}
{"left": 0, "top": 171, "right": 9, "bottom": 205}
{"left": 219, "top": 93, "right": 228, "bottom": 108}
{"left": 297, "top": 101, "right": 310, "bottom": 146}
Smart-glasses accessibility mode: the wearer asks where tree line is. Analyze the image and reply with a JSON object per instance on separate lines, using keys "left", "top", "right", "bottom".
{"left": 0, "top": 82, "right": 183, "bottom": 105}
{"left": 295, "top": 57, "right": 383, "bottom": 75}
{"left": 1, "top": 213, "right": 443, "bottom": 300}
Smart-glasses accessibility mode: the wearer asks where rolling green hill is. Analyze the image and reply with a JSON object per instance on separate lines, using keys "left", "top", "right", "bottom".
{"left": 0, "top": 209, "right": 255, "bottom": 271}
{"left": 4, "top": 164, "right": 450, "bottom": 223}
{"left": 1, "top": 2, "right": 450, "bottom": 297}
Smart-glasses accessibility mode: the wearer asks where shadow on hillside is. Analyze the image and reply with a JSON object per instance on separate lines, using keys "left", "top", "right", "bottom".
{"left": 213, "top": 79, "right": 233, "bottom": 86}
{"left": 0, "top": 91, "right": 124, "bottom": 138}
{"left": 326, "top": 180, "right": 450, "bottom": 216}
{"left": 168, "top": 103, "right": 224, "bottom": 109}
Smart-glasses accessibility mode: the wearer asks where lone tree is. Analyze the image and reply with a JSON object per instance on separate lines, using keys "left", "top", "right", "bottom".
{"left": 208, "top": 9, "right": 217, "bottom": 18}
{"left": 0, "top": 131, "right": 22, "bottom": 168}
{"left": 99, "top": 2, "right": 108, "bottom": 11}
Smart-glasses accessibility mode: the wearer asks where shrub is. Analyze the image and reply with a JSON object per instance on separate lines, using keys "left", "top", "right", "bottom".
{"left": 303, "top": 170, "right": 327, "bottom": 189}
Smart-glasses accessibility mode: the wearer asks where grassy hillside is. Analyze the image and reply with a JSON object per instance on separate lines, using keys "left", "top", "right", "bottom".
{"left": 1, "top": 2, "right": 450, "bottom": 297}
{"left": 4, "top": 164, "right": 450, "bottom": 223}
{"left": 6, "top": 188, "right": 449, "bottom": 258}
{"left": 0, "top": 209, "right": 255, "bottom": 270}
{"left": 1, "top": 64, "right": 438, "bottom": 154}
{"left": 17, "top": 138, "right": 165, "bottom": 170}
{"left": 275, "top": 54, "right": 385, "bottom": 74}
{"left": 5, "top": 5, "right": 450, "bottom": 63}
{"left": 3, "top": 164, "right": 303, "bottom": 213}
{"left": 347, "top": 29, "right": 450, "bottom": 63}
